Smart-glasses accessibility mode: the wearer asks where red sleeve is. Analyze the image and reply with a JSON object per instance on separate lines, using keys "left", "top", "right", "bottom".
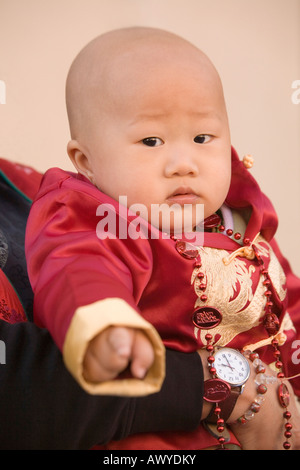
{"left": 270, "top": 239, "right": 300, "bottom": 396}
{"left": 25, "top": 172, "right": 153, "bottom": 351}
{"left": 0, "top": 269, "right": 27, "bottom": 324}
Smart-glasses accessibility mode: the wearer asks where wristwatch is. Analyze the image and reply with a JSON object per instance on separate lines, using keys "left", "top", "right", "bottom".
{"left": 205, "top": 347, "right": 251, "bottom": 423}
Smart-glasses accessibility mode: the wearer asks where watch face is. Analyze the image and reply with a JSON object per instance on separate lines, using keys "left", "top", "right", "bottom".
{"left": 214, "top": 348, "right": 250, "bottom": 386}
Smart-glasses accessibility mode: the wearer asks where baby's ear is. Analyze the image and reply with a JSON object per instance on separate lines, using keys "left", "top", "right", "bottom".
{"left": 67, "top": 140, "right": 95, "bottom": 182}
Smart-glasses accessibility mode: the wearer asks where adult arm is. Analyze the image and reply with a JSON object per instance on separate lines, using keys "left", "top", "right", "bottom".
{"left": 0, "top": 319, "right": 204, "bottom": 449}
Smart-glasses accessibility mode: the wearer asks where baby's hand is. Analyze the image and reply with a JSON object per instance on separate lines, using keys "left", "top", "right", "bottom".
{"left": 83, "top": 326, "right": 155, "bottom": 383}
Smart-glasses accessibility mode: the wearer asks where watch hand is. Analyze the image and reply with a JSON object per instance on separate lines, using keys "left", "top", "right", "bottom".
{"left": 225, "top": 356, "right": 234, "bottom": 371}
{"left": 221, "top": 363, "right": 235, "bottom": 370}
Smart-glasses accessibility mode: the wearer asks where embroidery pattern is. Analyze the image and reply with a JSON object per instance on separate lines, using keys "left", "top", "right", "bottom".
{"left": 192, "top": 236, "right": 287, "bottom": 346}
{"left": 0, "top": 298, "right": 26, "bottom": 323}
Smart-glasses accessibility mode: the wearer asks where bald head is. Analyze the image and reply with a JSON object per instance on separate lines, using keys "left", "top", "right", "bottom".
{"left": 65, "top": 27, "right": 225, "bottom": 141}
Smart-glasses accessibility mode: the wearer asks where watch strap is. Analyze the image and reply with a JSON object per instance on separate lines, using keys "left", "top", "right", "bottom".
{"left": 206, "top": 386, "right": 240, "bottom": 423}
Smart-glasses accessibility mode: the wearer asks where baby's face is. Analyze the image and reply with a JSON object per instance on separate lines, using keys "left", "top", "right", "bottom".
{"left": 67, "top": 30, "right": 232, "bottom": 235}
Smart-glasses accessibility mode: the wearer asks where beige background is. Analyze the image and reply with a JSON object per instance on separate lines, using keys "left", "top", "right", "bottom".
{"left": 1, "top": 0, "right": 300, "bottom": 275}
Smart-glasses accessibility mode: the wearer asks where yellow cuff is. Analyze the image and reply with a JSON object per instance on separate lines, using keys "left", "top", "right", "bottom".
{"left": 63, "top": 298, "right": 165, "bottom": 396}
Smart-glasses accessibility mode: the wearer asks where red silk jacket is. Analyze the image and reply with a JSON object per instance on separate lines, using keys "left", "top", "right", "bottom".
{"left": 25, "top": 147, "right": 300, "bottom": 449}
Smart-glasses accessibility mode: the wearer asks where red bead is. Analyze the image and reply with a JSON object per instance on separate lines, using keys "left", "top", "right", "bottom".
{"left": 203, "top": 213, "right": 222, "bottom": 229}
{"left": 256, "top": 365, "right": 266, "bottom": 374}
{"left": 249, "top": 352, "right": 259, "bottom": 362}
{"left": 250, "top": 402, "right": 260, "bottom": 413}
{"left": 203, "top": 379, "right": 231, "bottom": 404}
{"left": 214, "top": 407, "right": 221, "bottom": 415}
{"left": 199, "top": 283, "right": 206, "bottom": 291}
{"left": 197, "top": 272, "right": 205, "bottom": 279}
{"left": 218, "top": 225, "right": 225, "bottom": 232}
{"left": 257, "top": 384, "right": 267, "bottom": 394}
{"left": 200, "top": 294, "right": 207, "bottom": 302}
{"left": 283, "top": 441, "right": 291, "bottom": 450}
{"left": 226, "top": 229, "right": 233, "bottom": 236}
{"left": 175, "top": 240, "right": 199, "bottom": 259}
{"left": 243, "top": 237, "right": 251, "bottom": 245}
{"left": 278, "top": 383, "right": 290, "bottom": 407}
{"left": 206, "top": 344, "right": 214, "bottom": 352}
{"left": 205, "top": 333, "right": 212, "bottom": 341}
{"left": 209, "top": 367, "right": 216, "bottom": 375}
{"left": 208, "top": 355, "right": 215, "bottom": 363}
{"left": 254, "top": 249, "right": 264, "bottom": 265}
{"left": 263, "top": 279, "right": 271, "bottom": 286}
{"left": 264, "top": 312, "right": 280, "bottom": 335}
{"left": 218, "top": 437, "right": 226, "bottom": 445}
{"left": 217, "top": 420, "right": 225, "bottom": 430}
{"left": 264, "top": 290, "right": 272, "bottom": 297}
{"left": 238, "top": 416, "right": 247, "bottom": 424}
{"left": 284, "top": 431, "right": 292, "bottom": 439}
{"left": 277, "top": 372, "right": 284, "bottom": 379}
{"left": 234, "top": 232, "right": 241, "bottom": 240}
{"left": 275, "top": 361, "right": 283, "bottom": 369}
{"left": 192, "top": 306, "right": 223, "bottom": 331}
{"left": 284, "top": 411, "right": 292, "bottom": 419}
{"left": 285, "top": 423, "right": 293, "bottom": 430}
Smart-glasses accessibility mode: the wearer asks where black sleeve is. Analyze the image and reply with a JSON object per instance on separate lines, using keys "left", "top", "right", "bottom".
{"left": 0, "top": 320, "right": 204, "bottom": 449}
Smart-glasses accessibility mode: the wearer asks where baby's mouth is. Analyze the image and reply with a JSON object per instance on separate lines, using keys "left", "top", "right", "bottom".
{"left": 166, "top": 187, "right": 199, "bottom": 205}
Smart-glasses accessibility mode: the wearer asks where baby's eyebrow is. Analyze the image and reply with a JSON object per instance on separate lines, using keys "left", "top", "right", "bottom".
{"left": 129, "top": 109, "right": 221, "bottom": 126}
{"left": 129, "top": 112, "right": 169, "bottom": 125}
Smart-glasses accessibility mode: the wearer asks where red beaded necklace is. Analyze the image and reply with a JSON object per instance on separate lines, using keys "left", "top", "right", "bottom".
{"left": 171, "top": 212, "right": 293, "bottom": 450}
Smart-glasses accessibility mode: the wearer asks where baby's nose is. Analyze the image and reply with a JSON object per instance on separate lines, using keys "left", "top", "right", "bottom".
{"left": 164, "top": 152, "right": 199, "bottom": 177}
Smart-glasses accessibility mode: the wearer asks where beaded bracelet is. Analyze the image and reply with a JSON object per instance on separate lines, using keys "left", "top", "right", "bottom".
{"left": 235, "top": 350, "right": 294, "bottom": 450}
{"left": 235, "top": 350, "right": 277, "bottom": 424}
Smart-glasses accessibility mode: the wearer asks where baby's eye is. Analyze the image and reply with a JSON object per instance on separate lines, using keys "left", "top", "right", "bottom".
{"left": 142, "top": 137, "right": 164, "bottom": 147}
{"left": 194, "top": 134, "right": 212, "bottom": 144}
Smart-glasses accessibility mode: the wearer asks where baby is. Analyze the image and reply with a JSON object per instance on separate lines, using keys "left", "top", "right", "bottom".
{"left": 26, "top": 27, "right": 300, "bottom": 449}
{"left": 65, "top": 26, "right": 231, "bottom": 383}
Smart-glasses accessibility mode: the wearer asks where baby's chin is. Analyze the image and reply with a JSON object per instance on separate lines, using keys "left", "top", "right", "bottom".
{"left": 155, "top": 213, "right": 205, "bottom": 239}
{"left": 126, "top": 202, "right": 205, "bottom": 241}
